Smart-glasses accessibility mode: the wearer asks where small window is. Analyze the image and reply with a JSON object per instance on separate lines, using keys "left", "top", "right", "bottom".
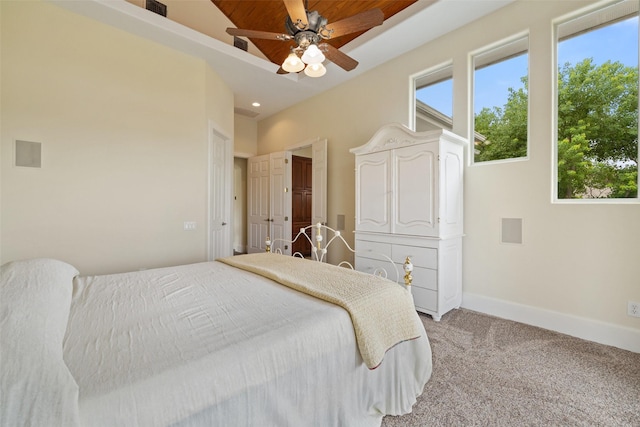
{"left": 555, "top": 0, "right": 639, "bottom": 201}
{"left": 413, "top": 64, "right": 454, "bottom": 132}
{"left": 472, "top": 35, "right": 529, "bottom": 163}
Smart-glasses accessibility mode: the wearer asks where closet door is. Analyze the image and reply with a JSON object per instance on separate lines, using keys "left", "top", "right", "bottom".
{"left": 247, "top": 155, "right": 270, "bottom": 253}
{"left": 392, "top": 143, "right": 438, "bottom": 236}
{"left": 355, "top": 150, "right": 391, "bottom": 233}
{"left": 269, "top": 151, "right": 292, "bottom": 256}
{"left": 311, "top": 139, "right": 327, "bottom": 227}
{"left": 311, "top": 139, "right": 328, "bottom": 255}
{"left": 247, "top": 152, "right": 292, "bottom": 255}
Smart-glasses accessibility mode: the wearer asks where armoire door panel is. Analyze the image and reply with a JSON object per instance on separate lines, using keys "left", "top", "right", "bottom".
{"left": 393, "top": 145, "right": 437, "bottom": 236}
{"left": 355, "top": 151, "right": 390, "bottom": 232}
{"left": 441, "top": 149, "right": 464, "bottom": 237}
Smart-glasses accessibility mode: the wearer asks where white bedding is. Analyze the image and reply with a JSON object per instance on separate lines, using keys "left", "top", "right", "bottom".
{"left": 0, "top": 259, "right": 81, "bottom": 427}
{"left": 0, "top": 257, "right": 431, "bottom": 427}
{"left": 63, "top": 260, "right": 432, "bottom": 427}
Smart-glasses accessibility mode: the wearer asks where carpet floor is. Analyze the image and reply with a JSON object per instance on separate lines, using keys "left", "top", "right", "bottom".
{"left": 382, "top": 309, "right": 640, "bottom": 427}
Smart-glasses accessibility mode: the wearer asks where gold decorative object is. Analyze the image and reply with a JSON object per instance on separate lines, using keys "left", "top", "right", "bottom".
{"left": 403, "top": 256, "right": 413, "bottom": 288}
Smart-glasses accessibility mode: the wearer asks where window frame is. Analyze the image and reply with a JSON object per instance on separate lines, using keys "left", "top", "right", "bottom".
{"left": 551, "top": 0, "right": 640, "bottom": 204}
{"left": 409, "top": 61, "right": 454, "bottom": 132}
{"left": 469, "top": 31, "right": 531, "bottom": 166}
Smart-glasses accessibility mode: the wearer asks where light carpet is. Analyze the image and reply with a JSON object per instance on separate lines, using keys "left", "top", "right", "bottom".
{"left": 383, "top": 309, "right": 640, "bottom": 426}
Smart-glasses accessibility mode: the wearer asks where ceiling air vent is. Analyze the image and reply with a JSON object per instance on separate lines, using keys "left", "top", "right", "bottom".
{"left": 234, "top": 107, "right": 259, "bottom": 118}
{"left": 145, "top": 0, "right": 167, "bottom": 17}
{"left": 234, "top": 37, "right": 248, "bottom": 52}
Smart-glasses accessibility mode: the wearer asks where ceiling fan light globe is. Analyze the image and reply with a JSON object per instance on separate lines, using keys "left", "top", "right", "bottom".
{"left": 282, "top": 52, "right": 305, "bottom": 73}
{"left": 301, "top": 44, "right": 325, "bottom": 65}
{"left": 304, "top": 63, "right": 326, "bottom": 78}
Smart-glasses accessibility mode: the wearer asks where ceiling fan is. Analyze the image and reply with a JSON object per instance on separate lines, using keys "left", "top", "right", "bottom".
{"left": 226, "top": 0, "right": 384, "bottom": 77}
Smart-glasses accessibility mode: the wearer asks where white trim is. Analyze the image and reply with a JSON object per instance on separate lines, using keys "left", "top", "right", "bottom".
{"left": 233, "top": 151, "right": 255, "bottom": 159}
{"left": 462, "top": 292, "right": 640, "bottom": 353}
{"left": 468, "top": 30, "right": 531, "bottom": 167}
{"left": 551, "top": 0, "right": 640, "bottom": 204}
{"left": 408, "top": 60, "right": 454, "bottom": 132}
{"left": 285, "top": 136, "right": 321, "bottom": 151}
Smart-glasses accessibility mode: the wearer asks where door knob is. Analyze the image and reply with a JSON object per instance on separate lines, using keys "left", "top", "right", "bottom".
{"left": 222, "top": 222, "right": 227, "bottom": 226}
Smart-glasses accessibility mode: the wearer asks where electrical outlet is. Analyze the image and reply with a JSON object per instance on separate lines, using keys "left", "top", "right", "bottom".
{"left": 628, "top": 301, "right": 640, "bottom": 318}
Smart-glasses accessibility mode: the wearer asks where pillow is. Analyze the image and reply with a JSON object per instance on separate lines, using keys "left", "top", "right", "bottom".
{"left": 0, "top": 258, "right": 81, "bottom": 427}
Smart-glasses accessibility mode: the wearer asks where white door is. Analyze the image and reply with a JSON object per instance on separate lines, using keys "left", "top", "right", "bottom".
{"left": 311, "top": 139, "right": 328, "bottom": 227}
{"left": 209, "top": 127, "right": 233, "bottom": 260}
{"left": 247, "top": 154, "right": 270, "bottom": 253}
{"left": 269, "top": 152, "right": 292, "bottom": 255}
{"left": 311, "top": 139, "right": 328, "bottom": 254}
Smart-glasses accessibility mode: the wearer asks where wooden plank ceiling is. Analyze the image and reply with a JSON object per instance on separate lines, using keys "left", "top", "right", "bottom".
{"left": 211, "top": 0, "right": 418, "bottom": 67}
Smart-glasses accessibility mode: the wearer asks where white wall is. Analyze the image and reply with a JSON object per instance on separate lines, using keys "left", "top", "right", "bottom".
{"left": 258, "top": 0, "right": 640, "bottom": 349}
{"left": 1, "top": 0, "right": 234, "bottom": 275}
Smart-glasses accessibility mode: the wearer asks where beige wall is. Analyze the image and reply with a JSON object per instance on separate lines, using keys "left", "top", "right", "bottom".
{"left": 230, "top": 114, "right": 257, "bottom": 253}
{"left": 258, "top": 0, "right": 640, "bottom": 336}
{"left": 233, "top": 114, "right": 258, "bottom": 156}
{"left": 1, "top": 0, "right": 233, "bottom": 275}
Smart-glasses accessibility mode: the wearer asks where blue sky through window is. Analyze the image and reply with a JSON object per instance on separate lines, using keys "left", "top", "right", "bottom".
{"left": 415, "top": 16, "right": 638, "bottom": 118}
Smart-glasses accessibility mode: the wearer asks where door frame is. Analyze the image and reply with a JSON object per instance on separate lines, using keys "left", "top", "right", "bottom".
{"left": 207, "top": 120, "right": 233, "bottom": 261}
{"left": 287, "top": 137, "right": 328, "bottom": 252}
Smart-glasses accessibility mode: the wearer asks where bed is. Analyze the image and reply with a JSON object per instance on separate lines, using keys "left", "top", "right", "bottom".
{"left": 1, "top": 225, "right": 432, "bottom": 427}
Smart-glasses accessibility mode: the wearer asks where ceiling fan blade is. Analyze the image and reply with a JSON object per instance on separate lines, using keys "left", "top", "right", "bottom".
{"left": 276, "top": 66, "right": 289, "bottom": 74}
{"left": 226, "top": 28, "right": 292, "bottom": 41}
{"left": 323, "top": 9, "right": 384, "bottom": 38}
{"left": 283, "top": 0, "right": 308, "bottom": 29}
{"left": 322, "top": 44, "right": 358, "bottom": 72}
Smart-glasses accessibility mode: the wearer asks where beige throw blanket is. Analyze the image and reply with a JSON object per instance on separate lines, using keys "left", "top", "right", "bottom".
{"left": 219, "top": 253, "right": 423, "bottom": 369}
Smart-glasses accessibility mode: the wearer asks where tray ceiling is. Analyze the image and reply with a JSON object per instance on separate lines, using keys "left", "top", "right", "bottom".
{"left": 211, "top": 1, "right": 418, "bottom": 67}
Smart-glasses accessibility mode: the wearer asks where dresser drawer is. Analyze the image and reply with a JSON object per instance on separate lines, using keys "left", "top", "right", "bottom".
{"left": 391, "top": 245, "right": 437, "bottom": 269}
{"left": 355, "top": 240, "right": 392, "bottom": 262}
{"left": 412, "top": 286, "right": 437, "bottom": 312}
{"left": 407, "top": 265, "right": 437, "bottom": 291}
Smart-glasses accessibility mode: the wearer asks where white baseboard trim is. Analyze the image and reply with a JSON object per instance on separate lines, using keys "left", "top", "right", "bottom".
{"left": 461, "top": 292, "right": 640, "bottom": 354}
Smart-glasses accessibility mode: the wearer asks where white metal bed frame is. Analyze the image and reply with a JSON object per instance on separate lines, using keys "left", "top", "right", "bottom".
{"left": 266, "top": 223, "right": 414, "bottom": 290}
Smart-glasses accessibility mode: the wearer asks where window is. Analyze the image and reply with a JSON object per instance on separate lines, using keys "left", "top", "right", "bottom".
{"left": 472, "top": 35, "right": 529, "bottom": 163}
{"left": 411, "top": 63, "right": 453, "bottom": 132}
{"left": 555, "top": 0, "right": 639, "bottom": 200}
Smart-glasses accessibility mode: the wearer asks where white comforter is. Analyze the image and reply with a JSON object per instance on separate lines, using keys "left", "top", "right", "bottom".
{"left": 64, "top": 260, "right": 432, "bottom": 426}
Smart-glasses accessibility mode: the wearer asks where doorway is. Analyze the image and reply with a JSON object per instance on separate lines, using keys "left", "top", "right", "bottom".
{"left": 243, "top": 138, "right": 327, "bottom": 256}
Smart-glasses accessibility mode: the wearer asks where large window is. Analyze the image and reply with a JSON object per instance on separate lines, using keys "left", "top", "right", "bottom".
{"left": 555, "top": 0, "right": 639, "bottom": 200}
{"left": 412, "top": 63, "right": 453, "bottom": 132}
{"left": 472, "top": 35, "right": 529, "bottom": 163}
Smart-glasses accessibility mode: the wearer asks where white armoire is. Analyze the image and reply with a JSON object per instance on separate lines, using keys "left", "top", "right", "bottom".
{"left": 350, "top": 124, "right": 467, "bottom": 321}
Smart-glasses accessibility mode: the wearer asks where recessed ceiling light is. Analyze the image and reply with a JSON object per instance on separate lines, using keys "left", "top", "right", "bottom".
{"left": 252, "top": 102, "right": 261, "bottom": 107}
